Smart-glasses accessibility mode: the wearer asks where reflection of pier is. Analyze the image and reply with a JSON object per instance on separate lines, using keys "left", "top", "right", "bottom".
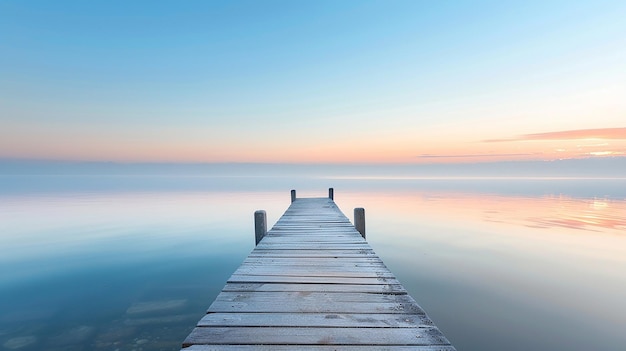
{"left": 182, "top": 189, "right": 455, "bottom": 350}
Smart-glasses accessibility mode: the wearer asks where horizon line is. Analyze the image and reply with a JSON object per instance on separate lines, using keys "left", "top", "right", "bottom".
{"left": 2, "top": 155, "right": 626, "bottom": 167}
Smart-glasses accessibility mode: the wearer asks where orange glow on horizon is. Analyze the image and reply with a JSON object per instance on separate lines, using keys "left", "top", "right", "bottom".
{"left": 1, "top": 127, "right": 625, "bottom": 164}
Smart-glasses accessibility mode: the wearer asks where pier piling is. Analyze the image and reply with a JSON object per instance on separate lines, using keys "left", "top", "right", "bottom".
{"left": 354, "top": 207, "right": 366, "bottom": 239}
{"left": 254, "top": 210, "right": 267, "bottom": 245}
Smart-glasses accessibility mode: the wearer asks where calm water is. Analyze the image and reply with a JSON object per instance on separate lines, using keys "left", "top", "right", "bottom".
{"left": 1, "top": 175, "right": 625, "bottom": 351}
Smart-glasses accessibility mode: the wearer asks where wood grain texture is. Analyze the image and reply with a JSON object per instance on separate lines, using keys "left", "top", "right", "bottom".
{"left": 197, "top": 313, "right": 435, "bottom": 327}
{"left": 181, "top": 196, "right": 455, "bottom": 350}
{"left": 183, "top": 326, "right": 450, "bottom": 346}
{"left": 184, "top": 346, "right": 457, "bottom": 351}
{"left": 222, "top": 283, "right": 407, "bottom": 294}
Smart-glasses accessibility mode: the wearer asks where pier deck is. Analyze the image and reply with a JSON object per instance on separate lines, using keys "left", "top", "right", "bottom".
{"left": 182, "top": 192, "right": 455, "bottom": 350}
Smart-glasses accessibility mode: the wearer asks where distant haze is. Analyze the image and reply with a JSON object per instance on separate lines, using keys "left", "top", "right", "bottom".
{"left": 2, "top": 157, "right": 625, "bottom": 178}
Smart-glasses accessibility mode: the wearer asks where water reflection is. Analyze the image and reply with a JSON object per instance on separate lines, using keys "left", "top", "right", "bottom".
{"left": 379, "top": 192, "right": 625, "bottom": 233}
{"left": 523, "top": 197, "right": 626, "bottom": 231}
{"left": 335, "top": 188, "right": 625, "bottom": 232}
{"left": 335, "top": 188, "right": 626, "bottom": 351}
{"left": 0, "top": 178, "right": 625, "bottom": 351}
{"left": 0, "top": 190, "right": 288, "bottom": 351}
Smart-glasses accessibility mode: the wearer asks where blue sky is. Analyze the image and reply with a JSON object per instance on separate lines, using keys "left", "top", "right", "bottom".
{"left": 1, "top": 0, "right": 625, "bottom": 163}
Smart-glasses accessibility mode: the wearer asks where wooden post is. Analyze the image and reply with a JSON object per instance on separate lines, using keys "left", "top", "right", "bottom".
{"left": 328, "top": 187, "right": 334, "bottom": 200}
{"left": 291, "top": 189, "right": 296, "bottom": 203}
{"left": 254, "top": 210, "right": 267, "bottom": 245}
{"left": 354, "top": 208, "right": 365, "bottom": 239}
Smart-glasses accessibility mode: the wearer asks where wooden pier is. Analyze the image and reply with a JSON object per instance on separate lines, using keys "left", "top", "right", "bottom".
{"left": 182, "top": 189, "right": 455, "bottom": 350}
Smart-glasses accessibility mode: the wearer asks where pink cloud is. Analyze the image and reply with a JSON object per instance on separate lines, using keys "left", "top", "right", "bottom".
{"left": 484, "top": 127, "right": 626, "bottom": 142}
{"left": 418, "top": 152, "right": 537, "bottom": 158}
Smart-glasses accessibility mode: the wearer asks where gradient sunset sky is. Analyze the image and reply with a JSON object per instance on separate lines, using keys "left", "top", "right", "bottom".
{"left": 1, "top": 0, "right": 625, "bottom": 164}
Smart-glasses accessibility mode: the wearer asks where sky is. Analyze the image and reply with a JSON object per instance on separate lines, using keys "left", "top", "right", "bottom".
{"left": 1, "top": 0, "right": 625, "bottom": 164}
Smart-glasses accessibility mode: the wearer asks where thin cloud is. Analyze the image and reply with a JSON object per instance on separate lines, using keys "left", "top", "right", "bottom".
{"left": 418, "top": 153, "right": 537, "bottom": 158}
{"left": 484, "top": 127, "right": 626, "bottom": 143}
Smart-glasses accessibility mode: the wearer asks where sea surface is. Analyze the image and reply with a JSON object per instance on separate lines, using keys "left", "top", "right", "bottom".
{"left": 1, "top": 174, "right": 625, "bottom": 351}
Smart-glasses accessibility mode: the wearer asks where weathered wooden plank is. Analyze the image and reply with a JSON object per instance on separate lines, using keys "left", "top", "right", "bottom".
{"left": 183, "top": 327, "right": 449, "bottom": 346}
{"left": 273, "top": 222, "right": 352, "bottom": 224}
{"left": 233, "top": 267, "right": 395, "bottom": 277}
{"left": 234, "top": 267, "right": 393, "bottom": 275}
{"left": 275, "top": 221, "right": 352, "bottom": 223}
{"left": 227, "top": 274, "right": 400, "bottom": 285}
{"left": 269, "top": 229, "right": 356, "bottom": 232}
{"left": 248, "top": 248, "right": 378, "bottom": 257}
{"left": 269, "top": 228, "right": 356, "bottom": 230}
{"left": 237, "top": 263, "right": 388, "bottom": 270}
{"left": 239, "top": 257, "right": 384, "bottom": 264}
{"left": 260, "top": 236, "right": 366, "bottom": 241}
{"left": 207, "top": 296, "right": 425, "bottom": 314}
{"left": 222, "top": 283, "right": 407, "bottom": 294}
{"left": 275, "top": 217, "right": 348, "bottom": 220}
{"left": 236, "top": 257, "right": 389, "bottom": 272}
{"left": 205, "top": 302, "right": 422, "bottom": 315}
{"left": 242, "top": 257, "right": 385, "bottom": 264}
{"left": 258, "top": 241, "right": 367, "bottom": 245}
{"left": 213, "top": 291, "right": 417, "bottom": 304}
{"left": 238, "top": 263, "right": 388, "bottom": 270}
{"left": 247, "top": 254, "right": 377, "bottom": 259}
{"left": 254, "top": 244, "right": 373, "bottom": 250}
{"left": 273, "top": 223, "right": 352, "bottom": 226}
{"left": 238, "top": 260, "right": 386, "bottom": 266}
{"left": 260, "top": 237, "right": 365, "bottom": 243}
{"left": 267, "top": 231, "right": 359, "bottom": 234}
{"left": 232, "top": 273, "right": 396, "bottom": 280}
{"left": 272, "top": 224, "right": 355, "bottom": 227}
{"left": 267, "top": 232, "right": 358, "bottom": 235}
{"left": 248, "top": 249, "right": 376, "bottom": 257}
{"left": 183, "top": 346, "right": 457, "bottom": 351}
{"left": 263, "top": 235, "right": 361, "bottom": 239}
{"left": 198, "top": 312, "right": 435, "bottom": 328}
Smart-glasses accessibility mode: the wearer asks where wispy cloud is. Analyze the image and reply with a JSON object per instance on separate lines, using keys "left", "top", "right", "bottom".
{"left": 418, "top": 153, "right": 537, "bottom": 158}
{"left": 484, "top": 127, "right": 626, "bottom": 143}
